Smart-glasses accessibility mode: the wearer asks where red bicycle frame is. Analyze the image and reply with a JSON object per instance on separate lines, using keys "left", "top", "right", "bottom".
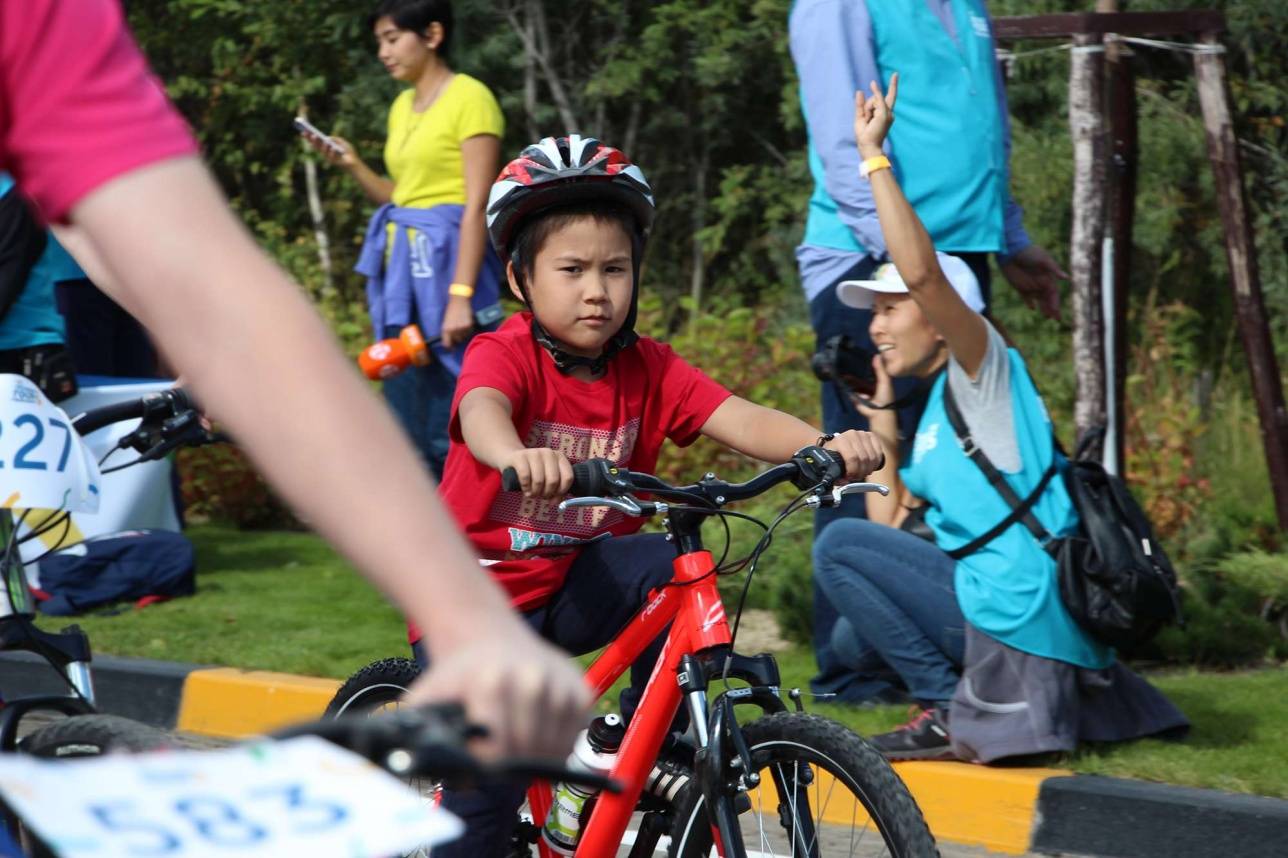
{"left": 526, "top": 547, "right": 729, "bottom": 857}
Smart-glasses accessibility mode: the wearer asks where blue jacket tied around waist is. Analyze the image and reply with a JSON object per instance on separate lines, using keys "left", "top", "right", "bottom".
{"left": 356, "top": 203, "right": 503, "bottom": 376}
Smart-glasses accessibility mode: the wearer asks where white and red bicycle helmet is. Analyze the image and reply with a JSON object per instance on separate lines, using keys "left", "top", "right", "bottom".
{"left": 486, "top": 135, "right": 655, "bottom": 258}
{"left": 486, "top": 136, "right": 655, "bottom": 374}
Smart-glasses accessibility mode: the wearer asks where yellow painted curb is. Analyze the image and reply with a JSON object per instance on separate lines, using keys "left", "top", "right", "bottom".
{"left": 176, "top": 668, "right": 340, "bottom": 739}
{"left": 896, "top": 761, "right": 1069, "bottom": 854}
{"left": 747, "top": 761, "right": 1068, "bottom": 855}
{"left": 175, "top": 669, "right": 1065, "bottom": 853}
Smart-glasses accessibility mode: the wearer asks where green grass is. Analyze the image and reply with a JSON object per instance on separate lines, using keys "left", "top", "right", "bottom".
{"left": 35, "top": 525, "right": 407, "bottom": 678}
{"left": 45, "top": 525, "right": 1288, "bottom": 798}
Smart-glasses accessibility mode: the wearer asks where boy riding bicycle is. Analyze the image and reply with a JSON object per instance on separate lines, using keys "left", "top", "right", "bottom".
{"left": 417, "top": 135, "right": 883, "bottom": 855}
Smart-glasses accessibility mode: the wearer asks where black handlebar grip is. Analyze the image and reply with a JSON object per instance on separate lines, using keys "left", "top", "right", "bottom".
{"left": 568, "top": 460, "right": 606, "bottom": 497}
{"left": 70, "top": 398, "right": 147, "bottom": 436}
{"left": 500, "top": 467, "right": 521, "bottom": 492}
{"left": 502, "top": 460, "right": 617, "bottom": 496}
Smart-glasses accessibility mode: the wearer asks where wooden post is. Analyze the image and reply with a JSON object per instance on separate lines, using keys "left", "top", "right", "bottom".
{"left": 1104, "top": 39, "right": 1138, "bottom": 474}
{"left": 1194, "top": 33, "right": 1288, "bottom": 530}
{"left": 1096, "top": 0, "right": 1136, "bottom": 475}
{"left": 1068, "top": 33, "right": 1108, "bottom": 442}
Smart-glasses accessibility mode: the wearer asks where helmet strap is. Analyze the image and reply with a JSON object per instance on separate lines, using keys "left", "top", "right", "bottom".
{"left": 510, "top": 243, "right": 642, "bottom": 376}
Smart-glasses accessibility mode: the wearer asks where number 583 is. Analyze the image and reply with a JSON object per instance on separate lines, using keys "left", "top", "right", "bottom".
{"left": 83, "top": 784, "right": 348, "bottom": 855}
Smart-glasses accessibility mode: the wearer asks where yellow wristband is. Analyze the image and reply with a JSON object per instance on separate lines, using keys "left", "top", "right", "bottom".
{"left": 448, "top": 283, "right": 475, "bottom": 298}
{"left": 860, "top": 155, "right": 892, "bottom": 179}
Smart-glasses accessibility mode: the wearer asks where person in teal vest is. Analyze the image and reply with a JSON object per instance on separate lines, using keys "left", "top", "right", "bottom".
{"left": 812, "top": 78, "right": 1186, "bottom": 761}
{"left": 790, "top": 0, "right": 1070, "bottom": 703}
{"left": 0, "top": 173, "right": 83, "bottom": 402}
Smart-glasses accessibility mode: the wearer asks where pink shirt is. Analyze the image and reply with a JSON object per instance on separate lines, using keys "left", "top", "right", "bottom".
{"left": 0, "top": 0, "right": 197, "bottom": 222}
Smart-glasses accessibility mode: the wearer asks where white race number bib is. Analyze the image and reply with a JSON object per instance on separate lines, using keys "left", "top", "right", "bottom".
{"left": 0, "top": 374, "right": 100, "bottom": 513}
{"left": 0, "top": 736, "right": 462, "bottom": 857}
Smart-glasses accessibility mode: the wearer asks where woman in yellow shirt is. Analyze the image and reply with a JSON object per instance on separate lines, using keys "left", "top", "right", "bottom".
{"left": 315, "top": 0, "right": 504, "bottom": 479}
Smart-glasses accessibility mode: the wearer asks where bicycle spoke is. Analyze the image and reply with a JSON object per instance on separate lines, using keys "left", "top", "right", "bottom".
{"left": 746, "top": 755, "right": 897, "bottom": 858}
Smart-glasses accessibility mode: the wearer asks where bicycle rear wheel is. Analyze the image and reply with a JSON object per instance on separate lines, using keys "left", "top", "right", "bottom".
{"left": 668, "top": 712, "right": 938, "bottom": 858}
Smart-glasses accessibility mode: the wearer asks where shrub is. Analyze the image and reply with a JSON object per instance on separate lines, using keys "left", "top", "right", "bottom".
{"left": 1151, "top": 550, "right": 1288, "bottom": 666}
{"left": 176, "top": 443, "right": 299, "bottom": 530}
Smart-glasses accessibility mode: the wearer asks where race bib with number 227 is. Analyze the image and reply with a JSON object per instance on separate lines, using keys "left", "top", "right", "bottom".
{"left": 0, "top": 373, "right": 100, "bottom": 513}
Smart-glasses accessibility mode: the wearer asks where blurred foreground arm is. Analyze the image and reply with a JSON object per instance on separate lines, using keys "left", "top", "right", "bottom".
{"left": 69, "top": 157, "right": 588, "bottom": 758}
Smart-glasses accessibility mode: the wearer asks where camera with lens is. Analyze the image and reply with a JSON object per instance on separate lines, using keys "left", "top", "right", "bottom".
{"left": 810, "top": 334, "right": 877, "bottom": 397}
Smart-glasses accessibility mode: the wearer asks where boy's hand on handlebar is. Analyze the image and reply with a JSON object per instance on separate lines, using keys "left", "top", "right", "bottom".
{"left": 822, "top": 429, "right": 886, "bottom": 480}
{"left": 502, "top": 448, "right": 574, "bottom": 499}
{"left": 403, "top": 625, "right": 590, "bottom": 762}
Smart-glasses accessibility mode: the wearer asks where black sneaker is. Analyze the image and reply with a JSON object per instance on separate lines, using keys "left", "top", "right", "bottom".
{"left": 869, "top": 705, "right": 954, "bottom": 761}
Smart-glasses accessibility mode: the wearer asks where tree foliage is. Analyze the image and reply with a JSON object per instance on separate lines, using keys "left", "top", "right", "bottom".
{"left": 134, "top": 1, "right": 1288, "bottom": 656}
{"left": 129, "top": 0, "right": 1285, "bottom": 354}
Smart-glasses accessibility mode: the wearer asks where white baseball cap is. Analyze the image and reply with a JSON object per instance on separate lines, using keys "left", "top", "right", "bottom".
{"left": 836, "top": 251, "right": 985, "bottom": 313}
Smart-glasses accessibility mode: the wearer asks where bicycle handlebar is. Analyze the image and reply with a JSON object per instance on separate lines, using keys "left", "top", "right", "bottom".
{"left": 70, "top": 387, "right": 198, "bottom": 436}
{"left": 500, "top": 445, "right": 865, "bottom": 508}
{"left": 272, "top": 704, "right": 621, "bottom": 793}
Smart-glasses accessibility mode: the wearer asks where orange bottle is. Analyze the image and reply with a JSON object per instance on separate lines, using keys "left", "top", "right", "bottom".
{"left": 358, "top": 324, "right": 432, "bottom": 380}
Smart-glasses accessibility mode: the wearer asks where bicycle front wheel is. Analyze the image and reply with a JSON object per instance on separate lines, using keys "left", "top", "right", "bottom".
{"left": 19, "top": 713, "right": 172, "bottom": 758}
{"left": 15, "top": 714, "right": 174, "bottom": 857}
{"left": 668, "top": 712, "right": 938, "bottom": 858}
{"left": 325, "top": 657, "right": 421, "bottom": 717}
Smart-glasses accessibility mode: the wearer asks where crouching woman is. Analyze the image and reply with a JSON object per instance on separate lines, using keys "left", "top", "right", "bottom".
{"left": 812, "top": 75, "right": 1188, "bottom": 762}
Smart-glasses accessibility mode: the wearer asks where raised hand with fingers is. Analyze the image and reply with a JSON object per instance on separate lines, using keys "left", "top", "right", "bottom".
{"left": 854, "top": 72, "right": 899, "bottom": 159}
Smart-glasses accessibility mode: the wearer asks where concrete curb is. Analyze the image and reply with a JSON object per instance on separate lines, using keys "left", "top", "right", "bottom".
{"left": 7, "top": 652, "right": 1288, "bottom": 856}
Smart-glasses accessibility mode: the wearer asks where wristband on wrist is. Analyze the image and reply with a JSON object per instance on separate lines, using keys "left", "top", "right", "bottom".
{"left": 860, "top": 155, "right": 892, "bottom": 179}
{"left": 448, "top": 283, "right": 475, "bottom": 298}
{"left": 816, "top": 432, "right": 836, "bottom": 447}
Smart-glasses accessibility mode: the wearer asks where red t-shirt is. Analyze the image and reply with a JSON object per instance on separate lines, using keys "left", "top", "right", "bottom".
{"left": 439, "top": 313, "right": 733, "bottom": 613}
{"left": 0, "top": 0, "right": 197, "bottom": 221}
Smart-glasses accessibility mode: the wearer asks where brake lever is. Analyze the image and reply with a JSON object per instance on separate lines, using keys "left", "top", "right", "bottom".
{"left": 805, "top": 481, "right": 890, "bottom": 508}
{"left": 558, "top": 496, "right": 658, "bottom": 517}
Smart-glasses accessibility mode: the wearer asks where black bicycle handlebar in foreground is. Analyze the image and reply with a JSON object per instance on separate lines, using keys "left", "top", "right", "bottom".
{"left": 273, "top": 704, "right": 621, "bottom": 794}
{"left": 69, "top": 387, "right": 198, "bottom": 436}
{"left": 500, "top": 445, "right": 867, "bottom": 507}
{"left": 66, "top": 387, "right": 225, "bottom": 466}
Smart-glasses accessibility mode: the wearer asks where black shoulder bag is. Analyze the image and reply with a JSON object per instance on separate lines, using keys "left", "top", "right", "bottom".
{"left": 941, "top": 383, "right": 1182, "bottom": 651}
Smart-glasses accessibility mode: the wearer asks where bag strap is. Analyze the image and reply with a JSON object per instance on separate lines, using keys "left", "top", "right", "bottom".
{"left": 941, "top": 380, "right": 1057, "bottom": 560}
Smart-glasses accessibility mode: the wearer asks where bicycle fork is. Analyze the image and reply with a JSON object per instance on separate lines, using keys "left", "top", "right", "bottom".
{"left": 680, "top": 654, "right": 754, "bottom": 858}
{"left": 681, "top": 652, "right": 826, "bottom": 858}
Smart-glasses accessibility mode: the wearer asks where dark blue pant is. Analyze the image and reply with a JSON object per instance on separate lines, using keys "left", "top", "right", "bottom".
{"left": 381, "top": 350, "right": 458, "bottom": 482}
{"left": 813, "top": 517, "right": 965, "bottom": 705}
{"left": 416, "top": 532, "right": 676, "bottom": 858}
{"left": 806, "top": 252, "right": 989, "bottom": 701}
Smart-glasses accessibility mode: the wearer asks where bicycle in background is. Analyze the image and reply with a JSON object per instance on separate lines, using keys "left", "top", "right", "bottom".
{"left": 0, "top": 378, "right": 219, "bottom": 851}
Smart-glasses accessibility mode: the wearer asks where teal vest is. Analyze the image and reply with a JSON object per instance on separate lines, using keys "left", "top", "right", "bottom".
{"left": 0, "top": 175, "right": 73, "bottom": 351}
{"left": 803, "top": 0, "right": 1008, "bottom": 254}
{"left": 901, "top": 353, "right": 1113, "bottom": 669}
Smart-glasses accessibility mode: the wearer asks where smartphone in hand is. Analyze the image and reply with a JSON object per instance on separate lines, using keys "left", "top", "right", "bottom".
{"left": 293, "top": 116, "right": 346, "bottom": 157}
